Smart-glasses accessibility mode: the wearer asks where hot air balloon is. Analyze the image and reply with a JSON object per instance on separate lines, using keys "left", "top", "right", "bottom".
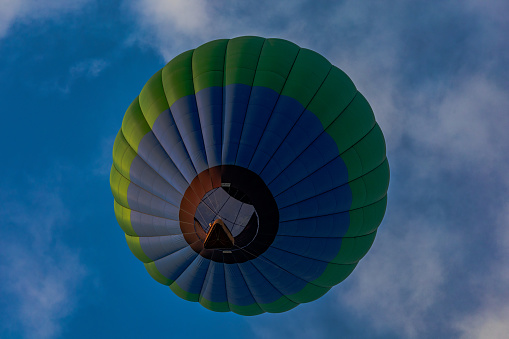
{"left": 110, "top": 36, "right": 389, "bottom": 315}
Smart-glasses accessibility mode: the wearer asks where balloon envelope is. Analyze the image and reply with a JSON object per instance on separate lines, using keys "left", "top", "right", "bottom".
{"left": 110, "top": 36, "right": 389, "bottom": 315}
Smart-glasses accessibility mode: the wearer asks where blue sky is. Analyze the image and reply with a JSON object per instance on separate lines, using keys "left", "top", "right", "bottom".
{"left": 1, "top": 1, "right": 508, "bottom": 338}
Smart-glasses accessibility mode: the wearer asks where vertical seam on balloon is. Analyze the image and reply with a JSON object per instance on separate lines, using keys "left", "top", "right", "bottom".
{"left": 162, "top": 246, "right": 201, "bottom": 280}
{"left": 155, "top": 110, "right": 199, "bottom": 184}
{"left": 221, "top": 256, "right": 231, "bottom": 312}
{"left": 317, "top": 226, "right": 377, "bottom": 273}
{"left": 220, "top": 40, "right": 229, "bottom": 169}
{"left": 121, "top": 97, "right": 146, "bottom": 154}
{"left": 112, "top": 132, "right": 131, "bottom": 208}
{"left": 114, "top": 165, "right": 126, "bottom": 208}
{"left": 167, "top": 249, "right": 205, "bottom": 296}
{"left": 238, "top": 260, "right": 297, "bottom": 311}
{"left": 135, "top": 240, "right": 200, "bottom": 280}
{"left": 167, "top": 106, "right": 208, "bottom": 198}
{"left": 113, "top": 201, "right": 136, "bottom": 236}
{"left": 359, "top": 175, "right": 368, "bottom": 208}
{"left": 125, "top": 208, "right": 182, "bottom": 237}
{"left": 126, "top": 234, "right": 189, "bottom": 261}
{"left": 240, "top": 239, "right": 356, "bottom": 293}
{"left": 253, "top": 64, "right": 333, "bottom": 175}
{"left": 148, "top": 141, "right": 189, "bottom": 194}
{"left": 268, "top": 237, "right": 370, "bottom": 267}
{"left": 231, "top": 263, "right": 263, "bottom": 314}
{"left": 276, "top": 159, "right": 387, "bottom": 210}
{"left": 136, "top": 78, "right": 197, "bottom": 185}
{"left": 273, "top": 228, "right": 377, "bottom": 239}
{"left": 266, "top": 107, "right": 385, "bottom": 221}
{"left": 112, "top": 166, "right": 212, "bottom": 239}
{"left": 112, "top": 163, "right": 181, "bottom": 212}
{"left": 160, "top": 69, "right": 224, "bottom": 220}
{"left": 248, "top": 250, "right": 325, "bottom": 303}
{"left": 187, "top": 55, "right": 209, "bottom": 173}
{"left": 218, "top": 38, "right": 228, "bottom": 168}
{"left": 239, "top": 244, "right": 326, "bottom": 289}
{"left": 264, "top": 91, "right": 359, "bottom": 187}
{"left": 126, "top": 231, "right": 198, "bottom": 266}
{"left": 240, "top": 48, "right": 302, "bottom": 169}
{"left": 129, "top": 76, "right": 198, "bottom": 199}
{"left": 116, "top": 131, "right": 186, "bottom": 203}
{"left": 197, "top": 258, "right": 214, "bottom": 305}
{"left": 271, "top": 123, "right": 378, "bottom": 198}
{"left": 231, "top": 38, "right": 267, "bottom": 165}
{"left": 278, "top": 194, "right": 387, "bottom": 223}
{"left": 160, "top": 50, "right": 210, "bottom": 201}
{"left": 191, "top": 48, "right": 214, "bottom": 191}
{"left": 116, "top": 130, "right": 131, "bottom": 177}
{"left": 256, "top": 251, "right": 332, "bottom": 291}
{"left": 220, "top": 252, "right": 229, "bottom": 310}
{"left": 112, "top": 203, "right": 206, "bottom": 237}
{"left": 112, "top": 199, "right": 180, "bottom": 223}
{"left": 266, "top": 243, "right": 351, "bottom": 268}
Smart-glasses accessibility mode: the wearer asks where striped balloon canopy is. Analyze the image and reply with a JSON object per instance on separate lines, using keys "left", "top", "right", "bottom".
{"left": 110, "top": 36, "right": 389, "bottom": 315}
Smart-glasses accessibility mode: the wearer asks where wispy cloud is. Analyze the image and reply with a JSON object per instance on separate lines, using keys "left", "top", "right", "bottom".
{"left": 92, "top": 134, "right": 115, "bottom": 176}
{"left": 40, "top": 58, "right": 110, "bottom": 94}
{"left": 0, "top": 185, "right": 87, "bottom": 338}
{"left": 457, "top": 305, "right": 509, "bottom": 339}
{"left": 340, "top": 218, "right": 450, "bottom": 338}
{"left": 0, "top": 0, "right": 91, "bottom": 39}
{"left": 453, "top": 201, "right": 509, "bottom": 339}
{"left": 127, "top": 0, "right": 313, "bottom": 59}
{"left": 70, "top": 58, "right": 110, "bottom": 79}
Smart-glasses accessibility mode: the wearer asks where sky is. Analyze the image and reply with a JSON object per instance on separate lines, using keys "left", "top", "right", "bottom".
{"left": 0, "top": 1, "right": 508, "bottom": 338}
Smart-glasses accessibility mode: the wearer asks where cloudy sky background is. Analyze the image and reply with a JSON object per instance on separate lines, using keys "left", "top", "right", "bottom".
{"left": 1, "top": 1, "right": 508, "bottom": 338}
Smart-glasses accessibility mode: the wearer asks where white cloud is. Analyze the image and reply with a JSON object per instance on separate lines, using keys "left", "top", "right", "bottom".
{"left": 141, "top": 0, "right": 210, "bottom": 36}
{"left": 127, "top": 0, "right": 310, "bottom": 59}
{"left": 457, "top": 305, "right": 509, "bottom": 339}
{"left": 409, "top": 75, "right": 509, "bottom": 174}
{"left": 2, "top": 245, "right": 86, "bottom": 338}
{"left": 0, "top": 189, "right": 87, "bottom": 338}
{"left": 464, "top": 0, "right": 509, "bottom": 28}
{"left": 340, "top": 219, "right": 449, "bottom": 338}
{"left": 128, "top": 0, "right": 212, "bottom": 58}
{"left": 70, "top": 58, "right": 110, "bottom": 79}
{"left": 41, "top": 58, "right": 110, "bottom": 94}
{"left": 337, "top": 86, "right": 509, "bottom": 336}
{"left": 454, "top": 201, "right": 509, "bottom": 339}
{"left": 0, "top": 0, "right": 90, "bottom": 39}
{"left": 0, "top": 0, "right": 22, "bottom": 39}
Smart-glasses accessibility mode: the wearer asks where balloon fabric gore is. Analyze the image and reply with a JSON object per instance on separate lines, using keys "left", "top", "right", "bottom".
{"left": 110, "top": 36, "right": 389, "bottom": 315}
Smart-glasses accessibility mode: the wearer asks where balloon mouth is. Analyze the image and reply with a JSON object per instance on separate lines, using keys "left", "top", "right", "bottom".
{"left": 179, "top": 165, "right": 279, "bottom": 264}
{"left": 202, "top": 219, "right": 235, "bottom": 250}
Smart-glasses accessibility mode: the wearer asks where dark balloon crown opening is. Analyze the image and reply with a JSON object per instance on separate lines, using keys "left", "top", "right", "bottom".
{"left": 180, "top": 165, "right": 279, "bottom": 264}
